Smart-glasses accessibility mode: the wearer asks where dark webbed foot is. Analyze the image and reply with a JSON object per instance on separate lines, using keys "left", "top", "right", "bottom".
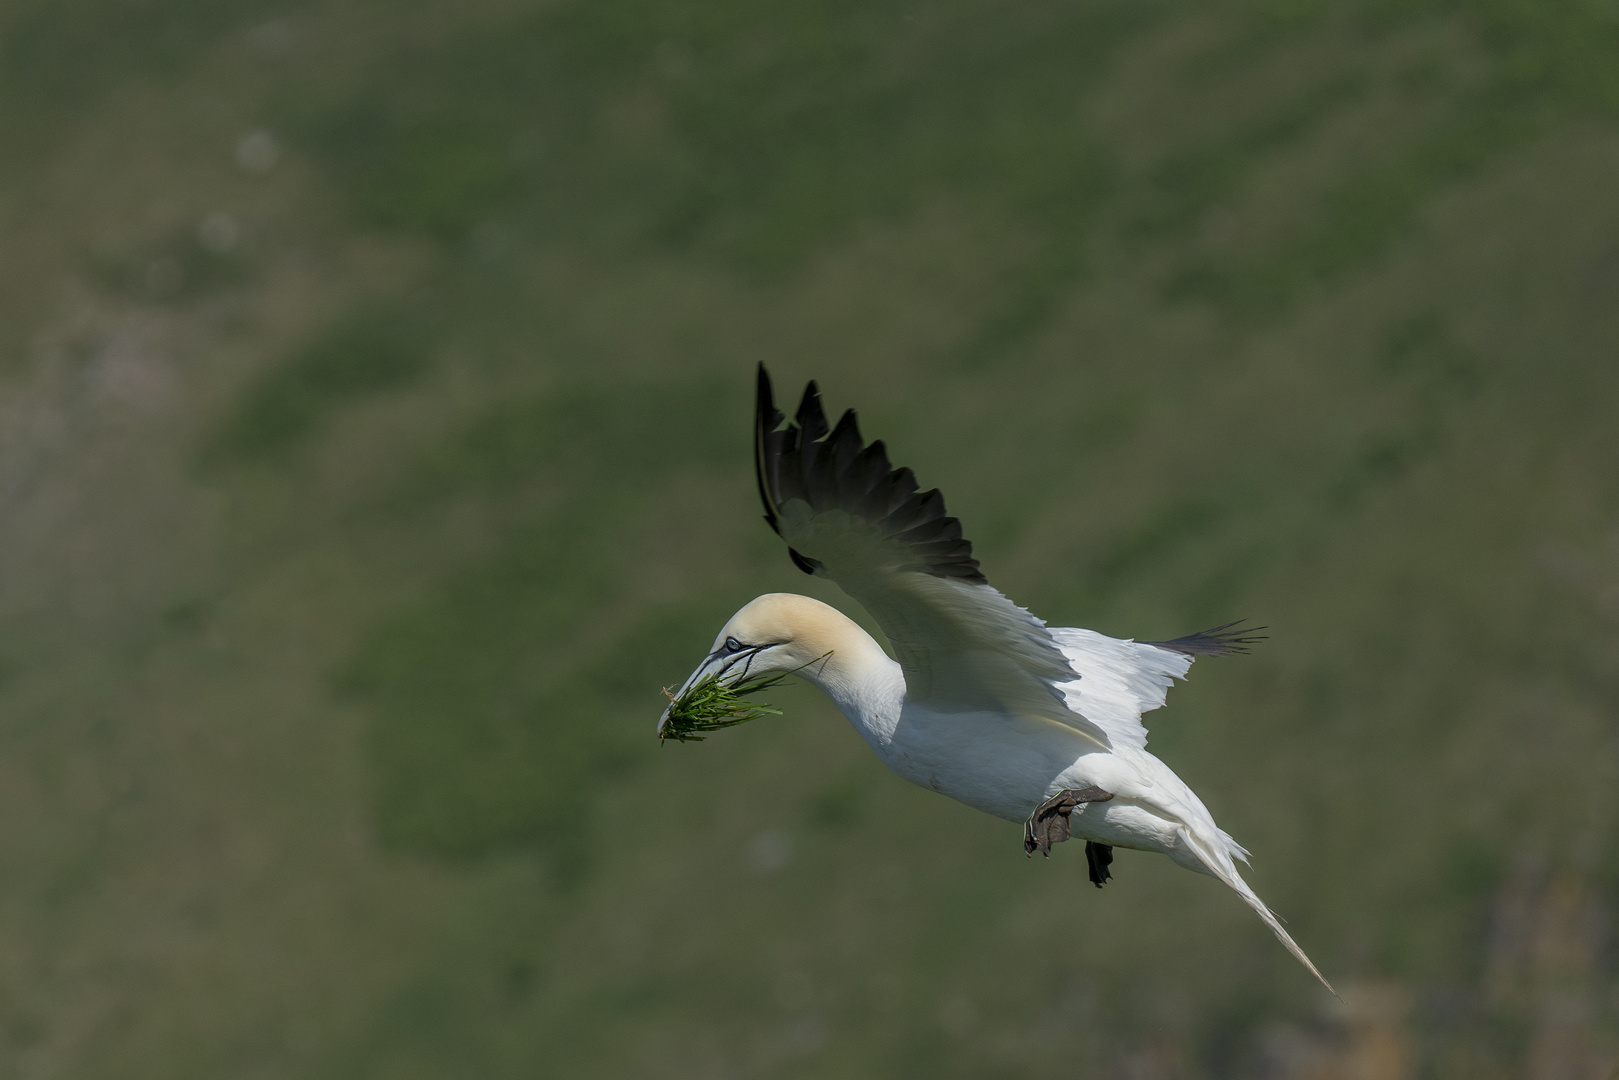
{"left": 1022, "top": 786, "right": 1114, "bottom": 858}
{"left": 1085, "top": 841, "right": 1114, "bottom": 888}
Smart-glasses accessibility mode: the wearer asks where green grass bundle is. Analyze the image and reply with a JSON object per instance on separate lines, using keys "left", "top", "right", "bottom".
{"left": 659, "top": 654, "right": 829, "bottom": 743}
{"left": 658, "top": 669, "right": 789, "bottom": 743}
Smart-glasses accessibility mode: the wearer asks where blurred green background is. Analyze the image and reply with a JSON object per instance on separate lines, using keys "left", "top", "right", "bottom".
{"left": 2, "top": 0, "right": 1617, "bottom": 1076}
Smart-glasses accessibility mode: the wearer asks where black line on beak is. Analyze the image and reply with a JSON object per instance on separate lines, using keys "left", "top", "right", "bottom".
{"left": 716, "top": 646, "right": 767, "bottom": 681}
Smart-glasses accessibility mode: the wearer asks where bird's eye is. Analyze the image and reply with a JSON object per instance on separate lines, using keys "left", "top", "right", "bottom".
{"left": 724, "top": 637, "right": 745, "bottom": 653}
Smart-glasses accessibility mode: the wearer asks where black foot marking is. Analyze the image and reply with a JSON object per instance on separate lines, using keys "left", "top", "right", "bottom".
{"left": 1023, "top": 786, "right": 1114, "bottom": 858}
{"left": 1085, "top": 841, "right": 1114, "bottom": 888}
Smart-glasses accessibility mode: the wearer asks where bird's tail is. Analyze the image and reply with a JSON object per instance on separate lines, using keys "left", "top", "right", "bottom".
{"left": 1179, "top": 825, "right": 1339, "bottom": 999}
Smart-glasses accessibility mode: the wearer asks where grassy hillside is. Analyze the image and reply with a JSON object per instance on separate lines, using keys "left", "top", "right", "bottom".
{"left": 1, "top": 0, "right": 1617, "bottom": 1075}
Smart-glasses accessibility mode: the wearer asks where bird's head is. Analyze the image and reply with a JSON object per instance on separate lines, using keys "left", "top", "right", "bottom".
{"left": 656, "top": 593, "right": 851, "bottom": 734}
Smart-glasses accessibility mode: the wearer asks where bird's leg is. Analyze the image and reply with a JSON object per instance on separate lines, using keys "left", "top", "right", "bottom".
{"left": 1022, "top": 786, "right": 1114, "bottom": 859}
{"left": 1084, "top": 841, "right": 1114, "bottom": 888}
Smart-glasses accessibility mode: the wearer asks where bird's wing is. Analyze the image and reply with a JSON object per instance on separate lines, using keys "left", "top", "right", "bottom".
{"left": 1047, "top": 619, "right": 1267, "bottom": 749}
{"left": 754, "top": 365, "right": 1117, "bottom": 748}
{"left": 1046, "top": 629, "right": 1194, "bottom": 751}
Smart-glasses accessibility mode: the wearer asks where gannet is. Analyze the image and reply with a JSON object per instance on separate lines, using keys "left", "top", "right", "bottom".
{"left": 660, "top": 365, "right": 1334, "bottom": 994}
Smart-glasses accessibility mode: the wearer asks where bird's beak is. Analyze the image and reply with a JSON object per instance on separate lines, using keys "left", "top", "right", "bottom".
{"left": 656, "top": 646, "right": 765, "bottom": 734}
{"left": 656, "top": 649, "right": 726, "bottom": 735}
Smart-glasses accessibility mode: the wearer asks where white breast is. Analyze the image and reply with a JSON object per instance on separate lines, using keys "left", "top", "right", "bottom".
{"left": 875, "top": 704, "right": 1094, "bottom": 821}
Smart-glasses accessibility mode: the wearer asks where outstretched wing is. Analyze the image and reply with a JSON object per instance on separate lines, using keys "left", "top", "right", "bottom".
{"left": 1047, "top": 622, "right": 1265, "bottom": 749}
{"left": 755, "top": 365, "right": 1118, "bottom": 747}
{"left": 1048, "top": 629, "right": 1191, "bottom": 750}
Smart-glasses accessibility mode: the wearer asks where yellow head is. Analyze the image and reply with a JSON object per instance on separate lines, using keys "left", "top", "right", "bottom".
{"left": 657, "top": 593, "right": 888, "bottom": 732}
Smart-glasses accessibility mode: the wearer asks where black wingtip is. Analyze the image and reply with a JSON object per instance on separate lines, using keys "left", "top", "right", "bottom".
{"left": 795, "top": 381, "right": 829, "bottom": 442}
{"left": 755, "top": 365, "right": 784, "bottom": 536}
{"left": 751, "top": 369, "right": 987, "bottom": 585}
{"left": 1147, "top": 620, "right": 1269, "bottom": 657}
{"left": 756, "top": 364, "right": 781, "bottom": 430}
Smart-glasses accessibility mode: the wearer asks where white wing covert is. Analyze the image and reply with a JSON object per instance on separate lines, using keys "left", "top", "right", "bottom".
{"left": 1048, "top": 629, "right": 1191, "bottom": 751}
{"left": 1052, "top": 619, "right": 1269, "bottom": 748}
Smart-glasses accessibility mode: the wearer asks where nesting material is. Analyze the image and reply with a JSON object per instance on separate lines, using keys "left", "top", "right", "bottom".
{"left": 658, "top": 671, "right": 786, "bottom": 742}
{"left": 659, "top": 654, "right": 829, "bottom": 743}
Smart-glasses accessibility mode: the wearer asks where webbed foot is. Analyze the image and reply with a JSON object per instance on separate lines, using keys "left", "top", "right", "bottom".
{"left": 1022, "top": 786, "right": 1114, "bottom": 859}
{"left": 1085, "top": 841, "right": 1114, "bottom": 888}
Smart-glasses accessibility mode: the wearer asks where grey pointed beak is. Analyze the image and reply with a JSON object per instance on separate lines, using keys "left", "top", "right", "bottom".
{"left": 656, "top": 644, "right": 774, "bottom": 734}
{"left": 656, "top": 649, "right": 725, "bottom": 734}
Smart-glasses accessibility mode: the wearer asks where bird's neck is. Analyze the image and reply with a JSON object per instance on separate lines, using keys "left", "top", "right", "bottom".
{"left": 794, "top": 620, "right": 905, "bottom": 747}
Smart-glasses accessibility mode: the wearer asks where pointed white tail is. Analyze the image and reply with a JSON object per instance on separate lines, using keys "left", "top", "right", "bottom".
{"left": 1180, "top": 826, "right": 1339, "bottom": 998}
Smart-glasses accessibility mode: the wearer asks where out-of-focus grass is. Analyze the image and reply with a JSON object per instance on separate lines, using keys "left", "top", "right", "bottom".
{"left": 341, "top": 377, "right": 745, "bottom": 860}
{"left": 206, "top": 306, "right": 441, "bottom": 463}
{"left": 1, "top": 0, "right": 1618, "bottom": 1076}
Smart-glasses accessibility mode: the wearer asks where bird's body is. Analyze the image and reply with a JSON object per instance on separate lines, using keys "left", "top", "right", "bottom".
{"left": 660, "top": 367, "right": 1334, "bottom": 994}
{"left": 793, "top": 606, "right": 1186, "bottom": 839}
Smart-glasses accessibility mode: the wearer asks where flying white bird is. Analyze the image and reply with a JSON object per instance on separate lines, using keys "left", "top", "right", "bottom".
{"left": 660, "top": 365, "right": 1334, "bottom": 994}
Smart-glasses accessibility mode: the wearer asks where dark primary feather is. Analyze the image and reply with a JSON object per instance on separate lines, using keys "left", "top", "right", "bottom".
{"left": 755, "top": 364, "right": 987, "bottom": 584}
{"left": 1147, "top": 620, "right": 1268, "bottom": 657}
